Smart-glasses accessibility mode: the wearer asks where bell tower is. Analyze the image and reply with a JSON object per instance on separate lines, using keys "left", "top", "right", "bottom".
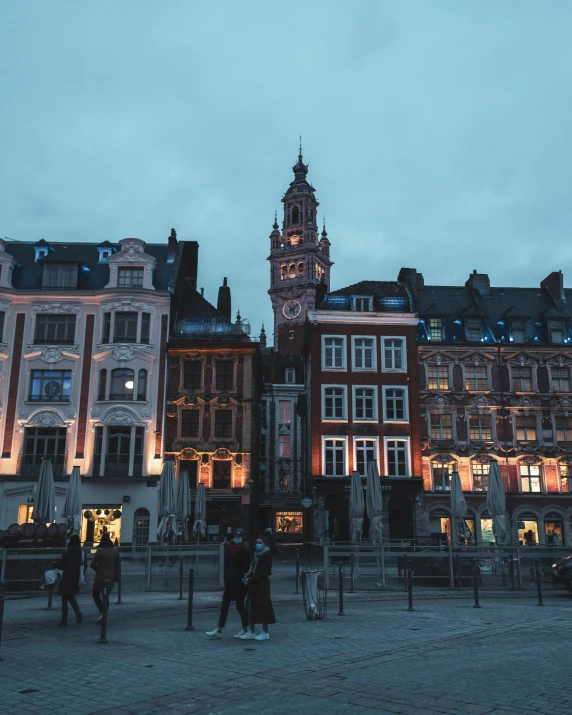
{"left": 268, "top": 145, "right": 333, "bottom": 354}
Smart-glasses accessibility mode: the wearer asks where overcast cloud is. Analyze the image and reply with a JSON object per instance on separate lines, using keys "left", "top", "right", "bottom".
{"left": 2, "top": 1, "right": 572, "bottom": 342}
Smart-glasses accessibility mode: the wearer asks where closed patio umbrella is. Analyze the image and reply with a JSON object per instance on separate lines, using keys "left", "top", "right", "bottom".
{"left": 486, "top": 461, "right": 507, "bottom": 545}
{"left": 193, "top": 482, "right": 207, "bottom": 540}
{"left": 349, "top": 471, "right": 364, "bottom": 544}
{"left": 450, "top": 471, "right": 467, "bottom": 546}
{"left": 366, "top": 461, "right": 383, "bottom": 545}
{"left": 157, "top": 460, "right": 177, "bottom": 543}
{"left": 34, "top": 459, "right": 56, "bottom": 524}
{"left": 174, "top": 470, "right": 191, "bottom": 542}
{"left": 62, "top": 465, "right": 82, "bottom": 538}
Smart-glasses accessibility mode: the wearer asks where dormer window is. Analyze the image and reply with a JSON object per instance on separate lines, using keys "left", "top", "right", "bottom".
{"left": 118, "top": 267, "right": 144, "bottom": 288}
{"left": 549, "top": 319, "right": 565, "bottom": 344}
{"left": 35, "top": 246, "right": 49, "bottom": 261}
{"left": 42, "top": 263, "right": 78, "bottom": 289}
{"left": 510, "top": 319, "right": 526, "bottom": 343}
{"left": 98, "top": 248, "right": 113, "bottom": 263}
{"left": 285, "top": 368, "right": 295, "bottom": 384}
{"left": 428, "top": 318, "right": 444, "bottom": 341}
{"left": 353, "top": 296, "right": 373, "bottom": 312}
{"left": 465, "top": 319, "right": 482, "bottom": 342}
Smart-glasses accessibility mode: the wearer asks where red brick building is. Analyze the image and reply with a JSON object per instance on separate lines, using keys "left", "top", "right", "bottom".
{"left": 305, "top": 282, "right": 423, "bottom": 542}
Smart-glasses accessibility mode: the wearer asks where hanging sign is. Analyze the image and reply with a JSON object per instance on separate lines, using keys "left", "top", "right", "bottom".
{"left": 301, "top": 497, "right": 313, "bottom": 508}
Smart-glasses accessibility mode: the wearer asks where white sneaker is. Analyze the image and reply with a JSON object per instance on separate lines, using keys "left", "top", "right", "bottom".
{"left": 206, "top": 629, "right": 222, "bottom": 638}
{"left": 254, "top": 631, "right": 269, "bottom": 641}
{"left": 233, "top": 630, "right": 246, "bottom": 639}
{"left": 238, "top": 630, "right": 258, "bottom": 640}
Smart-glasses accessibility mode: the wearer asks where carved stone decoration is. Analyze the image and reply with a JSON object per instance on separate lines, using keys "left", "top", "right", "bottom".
{"left": 179, "top": 447, "right": 198, "bottom": 460}
{"left": 431, "top": 453, "right": 456, "bottom": 463}
{"left": 472, "top": 453, "right": 494, "bottom": 464}
{"left": 18, "top": 406, "right": 29, "bottom": 419}
{"left": 205, "top": 441, "right": 217, "bottom": 452}
{"left": 65, "top": 408, "right": 75, "bottom": 419}
{"left": 27, "top": 410, "right": 66, "bottom": 427}
{"left": 519, "top": 455, "right": 542, "bottom": 465}
{"left": 469, "top": 395, "right": 493, "bottom": 407}
{"left": 112, "top": 345, "right": 134, "bottom": 361}
{"left": 218, "top": 392, "right": 230, "bottom": 406}
{"left": 100, "top": 406, "right": 140, "bottom": 426}
{"left": 25, "top": 344, "right": 81, "bottom": 361}
{"left": 32, "top": 303, "right": 81, "bottom": 313}
{"left": 141, "top": 408, "right": 152, "bottom": 418}
{"left": 427, "top": 394, "right": 449, "bottom": 406}
{"left": 214, "top": 448, "right": 231, "bottom": 460}
{"left": 184, "top": 392, "right": 197, "bottom": 406}
{"left": 510, "top": 396, "right": 540, "bottom": 408}
{"left": 91, "top": 407, "right": 100, "bottom": 418}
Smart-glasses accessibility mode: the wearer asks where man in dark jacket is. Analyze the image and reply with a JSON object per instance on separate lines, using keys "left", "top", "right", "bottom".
{"left": 206, "top": 527, "right": 250, "bottom": 639}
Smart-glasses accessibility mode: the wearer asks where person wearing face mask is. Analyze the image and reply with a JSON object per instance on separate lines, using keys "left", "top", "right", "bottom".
{"left": 206, "top": 527, "right": 250, "bottom": 639}
{"left": 239, "top": 535, "right": 276, "bottom": 641}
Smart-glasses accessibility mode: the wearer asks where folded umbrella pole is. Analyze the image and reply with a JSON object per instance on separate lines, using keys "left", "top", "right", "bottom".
{"left": 486, "top": 461, "right": 507, "bottom": 546}
{"left": 35, "top": 459, "right": 56, "bottom": 525}
{"left": 157, "top": 460, "right": 177, "bottom": 544}
{"left": 62, "top": 466, "right": 82, "bottom": 539}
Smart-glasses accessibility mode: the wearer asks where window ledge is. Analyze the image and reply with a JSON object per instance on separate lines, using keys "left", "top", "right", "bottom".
{"left": 465, "top": 390, "right": 492, "bottom": 394}
{"left": 353, "top": 419, "right": 379, "bottom": 424}
{"left": 321, "top": 368, "right": 348, "bottom": 373}
{"left": 383, "top": 419, "right": 410, "bottom": 424}
{"left": 26, "top": 399, "right": 71, "bottom": 405}
{"left": 322, "top": 419, "right": 349, "bottom": 424}
{"left": 513, "top": 391, "right": 536, "bottom": 395}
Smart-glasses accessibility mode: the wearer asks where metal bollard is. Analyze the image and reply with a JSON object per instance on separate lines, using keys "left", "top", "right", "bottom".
{"left": 535, "top": 563, "right": 544, "bottom": 606}
{"left": 403, "top": 554, "right": 407, "bottom": 591}
{"left": 337, "top": 563, "right": 345, "bottom": 616}
{"left": 407, "top": 569, "right": 414, "bottom": 612}
{"left": 185, "top": 569, "right": 195, "bottom": 631}
{"left": 509, "top": 556, "right": 516, "bottom": 591}
{"left": 350, "top": 553, "right": 355, "bottom": 594}
{"left": 295, "top": 550, "right": 300, "bottom": 595}
{"left": 473, "top": 560, "right": 481, "bottom": 608}
{"left": 178, "top": 558, "right": 184, "bottom": 600}
{"left": 116, "top": 560, "right": 124, "bottom": 605}
{"left": 97, "top": 579, "right": 110, "bottom": 644}
{"left": 455, "top": 554, "right": 462, "bottom": 590}
{"left": 0, "top": 582, "right": 5, "bottom": 661}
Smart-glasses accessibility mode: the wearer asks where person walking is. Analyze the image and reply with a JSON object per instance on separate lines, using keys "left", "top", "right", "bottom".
{"left": 264, "top": 527, "right": 279, "bottom": 558}
{"left": 206, "top": 527, "right": 250, "bottom": 639}
{"left": 56, "top": 534, "right": 86, "bottom": 627}
{"left": 239, "top": 535, "right": 276, "bottom": 641}
{"left": 90, "top": 531, "right": 120, "bottom": 622}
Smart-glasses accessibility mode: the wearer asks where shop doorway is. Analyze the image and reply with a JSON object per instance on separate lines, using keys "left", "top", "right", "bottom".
{"left": 544, "top": 513, "right": 563, "bottom": 545}
{"left": 82, "top": 507, "right": 122, "bottom": 546}
{"left": 517, "top": 512, "right": 539, "bottom": 545}
{"left": 388, "top": 496, "right": 414, "bottom": 541}
{"left": 133, "top": 507, "right": 150, "bottom": 549}
{"left": 324, "top": 494, "right": 349, "bottom": 542}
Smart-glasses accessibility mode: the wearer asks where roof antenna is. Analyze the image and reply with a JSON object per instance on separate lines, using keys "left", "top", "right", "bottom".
{"left": 299, "top": 134, "right": 303, "bottom": 160}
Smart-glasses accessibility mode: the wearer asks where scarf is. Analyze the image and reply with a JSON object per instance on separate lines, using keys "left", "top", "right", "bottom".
{"left": 247, "top": 545, "right": 270, "bottom": 577}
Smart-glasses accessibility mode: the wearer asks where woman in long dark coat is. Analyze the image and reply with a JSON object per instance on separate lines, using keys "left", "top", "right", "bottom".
{"left": 90, "top": 532, "right": 120, "bottom": 622}
{"left": 239, "top": 535, "right": 276, "bottom": 641}
{"left": 56, "top": 534, "right": 85, "bottom": 627}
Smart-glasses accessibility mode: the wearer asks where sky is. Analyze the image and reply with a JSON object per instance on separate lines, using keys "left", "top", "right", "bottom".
{"left": 2, "top": 1, "right": 572, "bottom": 344}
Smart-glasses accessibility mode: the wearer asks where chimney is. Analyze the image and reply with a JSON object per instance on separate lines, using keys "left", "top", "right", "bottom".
{"left": 217, "top": 277, "right": 231, "bottom": 321}
{"left": 541, "top": 271, "right": 565, "bottom": 300}
{"left": 259, "top": 325, "right": 267, "bottom": 348}
{"left": 465, "top": 269, "right": 491, "bottom": 296}
{"left": 398, "top": 267, "right": 424, "bottom": 302}
{"left": 167, "top": 228, "right": 177, "bottom": 263}
{"left": 200, "top": 287, "right": 204, "bottom": 297}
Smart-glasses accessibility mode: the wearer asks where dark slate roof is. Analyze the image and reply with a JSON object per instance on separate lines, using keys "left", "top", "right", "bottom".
{"left": 5, "top": 241, "right": 174, "bottom": 291}
{"left": 322, "top": 280, "right": 414, "bottom": 312}
{"left": 261, "top": 350, "right": 304, "bottom": 384}
{"left": 171, "top": 289, "right": 252, "bottom": 343}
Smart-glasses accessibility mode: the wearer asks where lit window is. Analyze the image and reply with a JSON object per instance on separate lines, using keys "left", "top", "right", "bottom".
{"left": 352, "top": 337, "right": 375, "bottom": 370}
{"left": 432, "top": 461, "right": 453, "bottom": 491}
{"left": 279, "top": 401, "right": 291, "bottom": 423}
{"left": 279, "top": 434, "right": 290, "bottom": 457}
{"left": 469, "top": 414, "right": 492, "bottom": 441}
{"left": 465, "top": 319, "right": 482, "bottom": 342}
{"left": 355, "top": 439, "right": 377, "bottom": 477}
{"left": 520, "top": 463, "right": 542, "bottom": 492}
{"left": 472, "top": 462, "right": 490, "bottom": 492}
{"left": 297, "top": 262, "right": 304, "bottom": 275}
{"left": 322, "top": 386, "right": 347, "bottom": 421}
{"left": 465, "top": 365, "right": 488, "bottom": 391}
{"left": 555, "top": 417, "right": 572, "bottom": 442}
{"left": 383, "top": 387, "right": 408, "bottom": 422}
{"left": 516, "top": 416, "right": 537, "bottom": 441}
{"left": 428, "top": 318, "right": 444, "bottom": 341}
{"left": 511, "top": 319, "right": 526, "bottom": 343}
{"left": 558, "top": 463, "right": 571, "bottom": 493}
{"left": 322, "top": 336, "right": 346, "bottom": 370}
{"left": 280, "top": 265, "right": 287, "bottom": 280}
{"left": 288, "top": 264, "right": 296, "bottom": 279}
{"left": 427, "top": 364, "right": 449, "bottom": 390}
{"left": 551, "top": 367, "right": 570, "bottom": 392}
{"left": 118, "top": 267, "right": 144, "bottom": 288}
{"left": 324, "top": 438, "right": 346, "bottom": 476}
{"left": 430, "top": 413, "right": 453, "bottom": 440}
{"left": 382, "top": 338, "right": 406, "bottom": 372}
{"left": 512, "top": 366, "right": 533, "bottom": 392}
{"left": 285, "top": 368, "right": 296, "bottom": 384}
{"left": 353, "top": 387, "right": 376, "bottom": 421}
{"left": 275, "top": 511, "right": 303, "bottom": 533}
{"left": 385, "top": 439, "right": 409, "bottom": 477}
{"left": 353, "top": 296, "right": 373, "bottom": 312}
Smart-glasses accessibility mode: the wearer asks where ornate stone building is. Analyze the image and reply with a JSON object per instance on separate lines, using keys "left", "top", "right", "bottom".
{"left": 0, "top": 231, "right": 196, "bottom": 544}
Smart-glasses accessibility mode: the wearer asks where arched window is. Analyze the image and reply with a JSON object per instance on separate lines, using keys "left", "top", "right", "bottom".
{"left": 288, "top": 264, "right": 296, "bottom": 279}
{"left": 133, "top": 507, "right": 150, "bottom": 548}
{"left": 292, "top": 206, "right": 299, "bottom": 224}
{"left": 110, "top": 368, "right": 135, "bottom": 400}
{"left": 137, "top": 369, "right": 147, "bottom": 401}
{"left": 280, "top": 265, "right": 287, "bottom": 281}
{"left": 297, "top": 262, "right": 304, "bottom": 275}
{"left": 98, "top": 369, "right": 107, "bottom": 401}
{"left": 431, "top": 457, "right": 454, "bottom": 491}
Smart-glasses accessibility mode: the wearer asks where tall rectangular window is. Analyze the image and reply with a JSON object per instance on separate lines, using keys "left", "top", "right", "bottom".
{"left": 183, "top": 361, "right": 202, "bottom": 390}
{"left": 29, "top": 369, "right": 72, "bottom": 402}
{"left": 279, "top": 434, "right": 290, "bottom": 457}
{"left": 472, "top": 463, "right": 490, "bottom": 492}
{"left": 279, "top": 401, "right": 291, "bottom": 423}
{"left": 181, "top": 410, "right": 200, "bottom": 438}
{"left": 355, "top": 439, "right": 376, "bottom": 477}
{"left": 215, "top": 361, "right": 234, "bottom": 390}
{"left": 35, "top": 315, "right": 76, "bottom": 345}
{"left": 549, "top": 320, "right": 565, "bottom": 344}
{"left": 133, "top": 426, "right": 144, "bottom": 476}
{"left": 428, "top": 318, "right": 444, "bottom": 341}
{"left": 324, "top": 438, "right": 346, "bottom": 476}
{"left": 551, "top": 367, "right": 570, "bottom": 392}
{"left": 432, "top": 461, "right": 453, "bottom": 491}
{"left": 559, "top": 463, "right": 571, "bottom": 493}
{"left": 323, "top": 337, "right": 346, "bottom": 370}
{"left": 352, "top": 337, "right": 375, "bottom": 370}
{"left": 0, "top": 311, "right": 5, "bottom": 341}
{"left": 465, "top": 365, "right": 488, "bottom": 391}
{"left": 512, "top": 366, "right": 533, "bottom": 391}
{"left": 511, "top": 320, "right": 526, "bottom": 343}
{"left": 102, "top": 313, "right": 111, "bottom": 344}
{"left": 427, "top": 364, "right": 449, "bottom": 390}
{"left": 354, "top": 296, "right": 373, "bottom": 312}
{"left": 113, "top": 312, "right": 138, "bottom": 343}
{"left": 469, "top": 414, "right": 492, "bottom": 441}
{"left": 214, "top": 410, "right": 232, "bottom": 438}
{"left": 106, "top": 427, "right": 131, "bottom": 476}
{"left": 118, "top": 267, "right": 144, "bottom": 288}
{"left": 520, "top": 464, "right": 541, "bottom": 493}
{"left": 382, "top": 338, "right": 405, "bottom": 371}
{"left": 323, "top": 386, "right": 346, "bottom": 421}
{"left": 386, "top": 439, "right": 409, "bottom": 477}
{"left": 42, "top": 263, "right": 78, "bottom": 289}
{"left": 430, "top": 413, "right": 453, "bottom": 440}
{"left": 23, "top": 427, "right": 67, "bottom": 477}
{"left": 516, "top": 416, "right": 537, "bottom": 441}
{"left": 383, "top": 387, "right": 408, "bottom": 421}
{"left": 555, "top": 417, "right": 572, "bottom": 442}
{"left": 140, "top": 313, "right": 151, "bottom": 344}
{"left": 465, "top": 319, "right": 482, "bottom": 342}
{"left": 213, "top": 460, "right": 231, "bottom": 489}
{"left": 353, "top": 387, "right": 376, "bottom": 421}
{"left": 285, "top": 368, "right": 295, "bottom": 384}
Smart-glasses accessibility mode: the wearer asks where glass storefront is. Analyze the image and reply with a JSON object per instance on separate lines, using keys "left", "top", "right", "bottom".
{"left": 275, "top": 511, "right": 303, "bottom": 534}
{"left": 544, "top": 515, "right": 563, "bottom": 545}
{"left": 428, "top": 510, "right": 451, "bottom": 544}
{"left": 517, "top": 513, "right": 539, "bottom": 545}
{"left": 81, "top": 506, "right": 123, "bottom": 545}
{"left": 480, "top": 516, "right": 495, "bottom": 545}
{"left": 18, "top": 504, "right": 34, "bottom": 524}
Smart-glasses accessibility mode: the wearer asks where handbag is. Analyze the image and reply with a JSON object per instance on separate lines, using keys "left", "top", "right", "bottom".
{"left": 78, "top": 550, "right": 86, "bottom": 586}
{"left": 44, "top": 569, "right": 62, "bottom": 586}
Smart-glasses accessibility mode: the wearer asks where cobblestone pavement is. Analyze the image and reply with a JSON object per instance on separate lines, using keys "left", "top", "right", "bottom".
{"left": 1, "top": 588, "right": 571, "bottom": 715}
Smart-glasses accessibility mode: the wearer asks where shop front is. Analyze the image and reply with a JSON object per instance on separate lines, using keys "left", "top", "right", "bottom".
{"left": 544, "top": 512, "right": 564, "bottom": 545}
{"left": 203, "top": 494, "right": 243, "bottom": 542}
{"left": 81, "top": 506, "right": 123, "bottom": 545}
